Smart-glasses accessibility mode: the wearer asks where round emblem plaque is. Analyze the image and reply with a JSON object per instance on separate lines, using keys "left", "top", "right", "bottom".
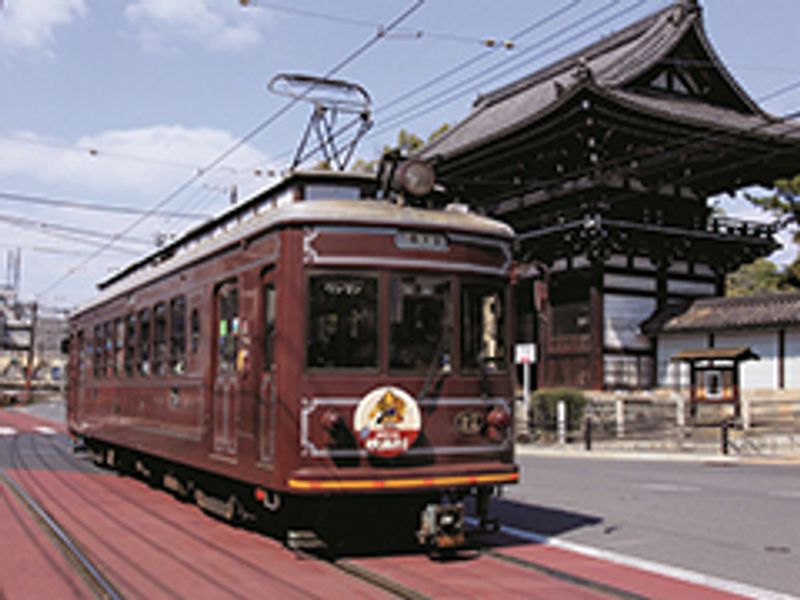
{"left": 353, "top": 386, "right": 421, "bottom": 458}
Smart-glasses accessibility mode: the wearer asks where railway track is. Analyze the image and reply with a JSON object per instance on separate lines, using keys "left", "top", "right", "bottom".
{"left": 0, "top": 412, "right": 756, "bottom": 599}
{"left": 0, "top": 453, "right": 122, "bottom": 599}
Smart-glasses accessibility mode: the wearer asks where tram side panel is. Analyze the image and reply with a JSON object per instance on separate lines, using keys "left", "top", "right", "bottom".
{"left": 67, "top": 230, "right": 288, "bottom": 491}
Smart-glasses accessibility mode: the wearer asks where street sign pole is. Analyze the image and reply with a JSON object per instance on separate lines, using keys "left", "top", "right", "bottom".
{"left": 515, "top": 343, "right": 537, "bottom": 439}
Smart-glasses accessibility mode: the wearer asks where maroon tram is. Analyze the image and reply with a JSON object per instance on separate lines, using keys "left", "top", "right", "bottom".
{"left": 67, "top": 169, "right": 518, "bottom": 547}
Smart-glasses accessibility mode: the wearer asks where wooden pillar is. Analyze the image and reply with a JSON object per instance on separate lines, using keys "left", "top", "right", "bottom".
{"left": 589, "top": 260, "right": 604, "bottom": 390}
{"left": 534, "top": 278, "right": 549, "bottom": 388}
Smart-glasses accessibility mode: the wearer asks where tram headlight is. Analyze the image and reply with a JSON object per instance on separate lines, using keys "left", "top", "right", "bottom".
{"left": 394, "top": 159, "right": 436, "bottom": 197}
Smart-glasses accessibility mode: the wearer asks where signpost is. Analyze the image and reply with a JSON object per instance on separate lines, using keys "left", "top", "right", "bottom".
{"left": 514, "top": 343, "right": 536, "bottom": 438}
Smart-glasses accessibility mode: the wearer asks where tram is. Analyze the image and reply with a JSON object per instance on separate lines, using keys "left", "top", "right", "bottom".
{"left": 67, "top": 166, "right": 518, "bottom": 548}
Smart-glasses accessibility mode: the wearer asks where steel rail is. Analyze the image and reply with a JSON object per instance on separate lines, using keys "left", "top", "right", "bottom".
{"left": 0, "top": 468, "right": 124, "bottom": 600}
{"left": 330, "top": 558, "right": 433, "bottom": 600}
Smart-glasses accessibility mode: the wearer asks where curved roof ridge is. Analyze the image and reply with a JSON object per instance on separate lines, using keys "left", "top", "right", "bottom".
{"left": 595, "top": 3, "right": 696, "bottom": 86}
{"left": 475, "top": 1, "right": 685, "bottom": 110}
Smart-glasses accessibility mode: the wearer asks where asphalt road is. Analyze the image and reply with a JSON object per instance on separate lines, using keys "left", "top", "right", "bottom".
{"left": 496, "top": 451, "right": 800, "bottom": 597}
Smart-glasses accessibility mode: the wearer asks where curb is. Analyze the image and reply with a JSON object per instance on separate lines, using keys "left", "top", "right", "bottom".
{"left": 515, "top": 444, "right": 800, "bottom": 465}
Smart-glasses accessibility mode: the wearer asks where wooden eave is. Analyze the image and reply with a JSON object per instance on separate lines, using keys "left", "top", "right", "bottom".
{"left": 515, "top": 212, "right": 777, "bottom": 267}
{"left": 433, "top": 84, "right": 800, "bottom": 209}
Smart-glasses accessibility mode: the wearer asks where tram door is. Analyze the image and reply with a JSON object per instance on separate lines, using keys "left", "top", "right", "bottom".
{"left": 258, "top": 269, "right": 277, "bottom": 466}
{"left": 213, "top": 280, "right": 240, "bottom": 456}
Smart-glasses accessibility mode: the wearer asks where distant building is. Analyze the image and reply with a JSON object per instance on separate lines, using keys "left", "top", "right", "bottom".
{"left": 648, "top": 292, "right": 800, "bottom": 395}
{"left": 0, "top": 287, "right": 68, "bottom": 395}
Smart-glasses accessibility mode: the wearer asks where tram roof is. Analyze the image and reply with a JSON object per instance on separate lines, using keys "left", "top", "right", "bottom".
{"left": 98, "top": 169, "right": 375, "bottom": 292}
{"left": 81, "top": 177, "right": 512, "bottom": 316}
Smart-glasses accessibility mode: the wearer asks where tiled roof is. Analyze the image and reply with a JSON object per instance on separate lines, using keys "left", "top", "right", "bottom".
{"left": 659, "top": 292, "right": 800, "bottom": 333}
{"left": 420, "top": 0, "right": 797, "bottom": 162}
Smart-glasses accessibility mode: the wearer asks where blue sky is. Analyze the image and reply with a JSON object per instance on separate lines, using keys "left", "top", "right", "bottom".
{"left": 1, "top": 0, "right": 799, "bottom": 308}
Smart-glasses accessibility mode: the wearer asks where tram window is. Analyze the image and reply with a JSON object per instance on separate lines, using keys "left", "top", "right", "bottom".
{"left": 462, "top": 283, "right": 506, "bottom": 371}
{"left": 153, "top": 303, "right": 167, "bottom": 376}
{"left": 124, "top": 314, "right": 136, "bottom": 376}
{"left": 114, "top": 319, "right": 124, "bottom": 376}
{"left": 307, "top": 275, "right": 377, "bottom": 369}
{"left": 104, "top": 321, "right": 114, "bottom": 377}
{"left": 170, "top": 296, "right": 187, "bottom": 374}
{"left": 190, "top": 308, "right": 200, "bottom": 354}
{"left": 138, "top": 309, "right": 151, "bottom": 376}
{"left": 77, "top": 330, "right": 85, "bottom": 376}
{"left": 93, "top": 325, "right": 102, "bottom": 377}
{"left": 390, "top": 275, "right": 452, "bottom": 371}
{"left": 263, "top": 283, "right": 276, "bottom": 370}
{"left": 217, "top": 285, "right": 239, "bottom": 374}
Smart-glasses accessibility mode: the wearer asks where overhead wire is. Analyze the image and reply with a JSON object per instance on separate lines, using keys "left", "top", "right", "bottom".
{"left": 0, "top": 190, "right": 211, "bottom": 220}
{"left": 367, "top": 0, "right": 650, "bottom": 142}
{"left": 281, "top": 0, "right": 654, "bottom": 171}
{"left": 37, "top": 0, "right": 427, "bottom": 302}
{"left": 0, "top": 133, "right": 254, "bottom": 176}
{"left": 273, "top": 0, "right": 588, "bottom": 170}
{"left": 240, "top": 0, "right": 516, "bottom": 49}
{"left": 0, "top": 217, "right": 146, "bottom": 255}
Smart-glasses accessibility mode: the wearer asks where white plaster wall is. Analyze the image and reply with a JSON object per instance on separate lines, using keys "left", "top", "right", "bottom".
{"left": 716, "top": 331, "right": 778, "bottom": 391}
{"left": 657, "top": 333, "right": 706, "bottom": 388}
{"left": 786, "top": 327, "right": 800, "bottom": 391}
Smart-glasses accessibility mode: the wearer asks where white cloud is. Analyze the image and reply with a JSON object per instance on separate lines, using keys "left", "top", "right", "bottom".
{"left": 0, "top": 125, "right": 276, "bottom": 305}
{"left": 0, "top": 125, "right": 271, "bottom": 197}
{"left": 124, "top": 0, "right": 265, "bottom": 52}
{"left": 0, "top": 0, "right": 85, "bottom": 52}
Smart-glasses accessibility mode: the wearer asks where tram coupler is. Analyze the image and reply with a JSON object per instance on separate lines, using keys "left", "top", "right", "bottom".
{"left": 417, "top": 502, "right": 465, "bottom": 549}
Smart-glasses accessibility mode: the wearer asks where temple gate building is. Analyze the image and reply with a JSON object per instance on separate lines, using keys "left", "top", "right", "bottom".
{"left": 420, "top": 0, "right": 800, "bottom": 390}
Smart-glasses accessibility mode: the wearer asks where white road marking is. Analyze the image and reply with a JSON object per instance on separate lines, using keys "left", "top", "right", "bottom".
{"left": 468, "top": 517, "right": 796, "bottom": 600}
{"left": 0, "top": 426, "right": 17, "bottom": 436}
{"left": 635, "top": 482, "right": 700, "bottom": 493}
{"left": 34, "top": 426, "right": 56, "bottom": 436}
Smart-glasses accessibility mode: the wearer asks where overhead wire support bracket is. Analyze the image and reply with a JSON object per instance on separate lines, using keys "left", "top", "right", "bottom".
{"left": 268, "top": 73, "right": 373, "bottom": 171}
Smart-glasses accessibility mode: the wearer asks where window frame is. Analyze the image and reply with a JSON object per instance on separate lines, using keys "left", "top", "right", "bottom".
{"left": 152, "top": 302, "right": 168, "bottom": 376}
{"left": 460, "top": 277, "right": 509, "bottom": 374}
{"left": 388, "top": 272, "right": 454, "bottom": 374}
{"left": 170, "top": 295, "right": 187, "bottom": 375}
{"left": 137, "top": 308, "right": 151, "bottom": 376}
{"left": 305, "top": 270, "right": 381, "bottom": 373}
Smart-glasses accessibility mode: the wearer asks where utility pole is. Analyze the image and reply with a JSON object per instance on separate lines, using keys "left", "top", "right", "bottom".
{"left": 24, "top": 302, "right": 37, "bottom": 404}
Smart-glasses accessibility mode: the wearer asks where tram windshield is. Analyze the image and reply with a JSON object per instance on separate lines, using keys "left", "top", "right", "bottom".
{"left": 390, "top": 275, "right": 451, "bottom": 370}
{"left": 461, "top": 282, "right": 506, "bottom": 371}
{"left": 306, "top": 271, "right": 507, "bottom": 373}
{"left": 307, "top": 274, "right": 379, "bottom": 369}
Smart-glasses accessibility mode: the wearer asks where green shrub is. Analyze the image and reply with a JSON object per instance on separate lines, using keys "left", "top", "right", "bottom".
{"left": 529, "top": 388, "right": 586, "bottom": 431}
